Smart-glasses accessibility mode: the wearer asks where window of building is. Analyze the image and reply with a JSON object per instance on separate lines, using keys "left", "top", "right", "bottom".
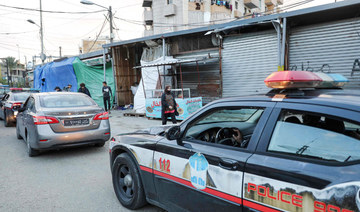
{"left": 167, "top": 0, "right": 173, "bottom": 4}
{"left": 235, "top": 1, "right": 238, "bottom": 10}
{"left": 172, "top": 33, "right": 215, "bottom": 54}
{"left": 267, "top": 110, "right": 360, "bottom": 163}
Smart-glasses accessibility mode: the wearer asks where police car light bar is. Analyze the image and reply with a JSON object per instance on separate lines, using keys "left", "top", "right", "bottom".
{"left": 264, "top": 71, "right": 348, "bottom": 89}
{"left": 264, "top": 71, "right": 322, "bottom": 89}
{"left": 10, "top": 88, "right": 23, "bottom": 91}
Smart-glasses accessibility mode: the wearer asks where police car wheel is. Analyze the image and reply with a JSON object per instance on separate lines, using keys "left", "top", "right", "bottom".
{"left": 4, "top": 111, "right": 10, "bottom": 127}
{"left": 112, "top": 153, "right": 146, "bottom": 209}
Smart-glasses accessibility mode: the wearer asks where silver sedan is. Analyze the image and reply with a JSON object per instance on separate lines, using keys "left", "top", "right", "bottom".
{"left": 16, "top": 92, "right": 111, "bottom": 157}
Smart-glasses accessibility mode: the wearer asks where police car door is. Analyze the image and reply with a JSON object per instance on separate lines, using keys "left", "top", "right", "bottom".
{"left": 243, "top": 102, "right": 360, "bottom": 212}
{"left": 153, "top": 101, "right": 275, "bottom": 211}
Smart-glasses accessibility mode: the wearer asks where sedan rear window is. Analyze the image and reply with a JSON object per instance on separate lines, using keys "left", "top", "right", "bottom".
{"left": 40, "top": 95, "right": 96, "bottom": 108}
{"left": 14, "top": 93, "right": 30, "bottom": 101}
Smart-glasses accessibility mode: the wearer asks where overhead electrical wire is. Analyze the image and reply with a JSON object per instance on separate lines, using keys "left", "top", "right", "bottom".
{"left": 0, "top": 3, "right": 106, "bottom": 14}
{"left": 87, "top": 16, "right": 108, "bottom": 53}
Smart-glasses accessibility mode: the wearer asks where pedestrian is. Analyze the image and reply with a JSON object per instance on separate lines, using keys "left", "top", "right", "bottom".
{"left": 161, "top": 85, "right": 178, "bottom": 125}
{"left": 54, "top": 86, "right": 62, "bottom": 92}
{"left": 78, "top": 83, "right": 91, "bottom": 97}
{"left": 64, "top": 84, "right": 72, "bottom": 92}
{"left": 102, "top": 81, "right": 112, "bottom": 113}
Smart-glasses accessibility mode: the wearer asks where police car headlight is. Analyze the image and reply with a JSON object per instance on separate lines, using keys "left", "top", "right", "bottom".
{"left": 14, "top": 111, "right": 18, "bottom": 116}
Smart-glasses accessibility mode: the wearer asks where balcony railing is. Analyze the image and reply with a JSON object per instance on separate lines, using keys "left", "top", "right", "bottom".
{"left": 144, "top": 9, "right": 153, "bottom": 25}
{"left": 164, "top": 4, "right": 176, "bottom": 17}
{"left": 244, "top": 0, "right": 260, "bottom": 9}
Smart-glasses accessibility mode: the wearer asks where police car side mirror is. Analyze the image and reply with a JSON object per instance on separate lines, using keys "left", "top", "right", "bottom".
{"left": 166, "top": 126, "right": 183, "bottom": 145}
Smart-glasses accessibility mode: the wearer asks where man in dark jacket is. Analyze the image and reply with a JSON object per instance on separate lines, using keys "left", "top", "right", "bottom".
{"left": 102, "top": 81, "right": 112, "bottom": 113}
{"left": 161, "top": 85, "right": 178, "bottom": 125}
{"left": 78, "top": 83, "right": 91, "bottom": 97}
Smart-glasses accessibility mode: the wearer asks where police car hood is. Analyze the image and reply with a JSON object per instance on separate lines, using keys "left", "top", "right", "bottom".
{"left": 132, "top": 125, "right": 173, "bottom": 135}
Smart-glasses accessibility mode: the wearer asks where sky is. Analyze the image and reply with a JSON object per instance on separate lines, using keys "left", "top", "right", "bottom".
{"left": 0, "top": 0, "right": 344, "bottom": 66}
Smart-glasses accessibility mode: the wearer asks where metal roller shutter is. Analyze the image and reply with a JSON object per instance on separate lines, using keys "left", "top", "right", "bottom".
{"left": 222, "top": 30, "right": 278, "bottom": 97}
{"left": 175, "top": 50, "right": 220, "bottom": 104}
{"left": 289, "top": 17, "right": 360, "bottom": 89}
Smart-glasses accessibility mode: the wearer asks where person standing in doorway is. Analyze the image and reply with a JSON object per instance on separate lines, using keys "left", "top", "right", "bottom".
{"left": 102, "top": 81, "right": 112, "bottom": 113}
{"left": 161, "top": 85, "right": 178, "bottom": 125}
{"left": 78, "top": 83, "right": 91, "bottom": 97}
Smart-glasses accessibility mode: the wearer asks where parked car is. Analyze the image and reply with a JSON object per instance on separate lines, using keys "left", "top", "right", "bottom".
{"left": 109, "top": 72, "right": 360, "bottom": 212}
{"left": 16, "top": 92, "right": 111, "bottom": 156}
{"left": 0, "top": 91, "right": 31, "bottom": 127}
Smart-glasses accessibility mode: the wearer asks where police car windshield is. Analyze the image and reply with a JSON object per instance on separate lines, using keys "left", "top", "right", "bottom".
{"left": 13, "top": 93, "right": 30, "bottom": 101}
{"left": 198, "top": 109, "right": 260, "bottom": 124}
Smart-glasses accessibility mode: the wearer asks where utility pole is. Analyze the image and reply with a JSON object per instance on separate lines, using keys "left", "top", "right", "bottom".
{"left": 59, "top": 46, "right": 62, "bottom": 58}
{"left": 40, "top": 0, "right": 45, "bottom": 65}
{"left": 109, "top": 6, "right": 113, "bottom": 43}
{"left": 6, "top": 59, "right": 10, "bottom": 86}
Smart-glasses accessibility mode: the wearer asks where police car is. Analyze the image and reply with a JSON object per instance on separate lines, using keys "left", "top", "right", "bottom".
{"left": 0, "top": 88, "right": 38, "bottom": 127}
{"left": 109, "top": 71, "right": 360, "bottom": 212}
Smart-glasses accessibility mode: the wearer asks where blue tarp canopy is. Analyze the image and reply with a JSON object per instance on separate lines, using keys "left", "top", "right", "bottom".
{"left": 33, "top": 57, "right": 77, "bottom": 92}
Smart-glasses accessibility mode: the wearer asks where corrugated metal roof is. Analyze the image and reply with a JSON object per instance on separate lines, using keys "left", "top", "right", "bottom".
{"left": 78, "top": 48, "right": 109, "bottom": 60}
{"left": 103, "top": 0, "right": 360, "bottom": 48}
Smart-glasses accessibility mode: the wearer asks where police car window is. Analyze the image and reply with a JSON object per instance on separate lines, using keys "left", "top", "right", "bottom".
{"left": 184, "top": 107, "right": 264, "bottom": 148}
{"left": 268, "top": 110, "right": 360, "bottom": 162}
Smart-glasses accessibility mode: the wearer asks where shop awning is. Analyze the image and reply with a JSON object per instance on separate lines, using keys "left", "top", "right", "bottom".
{"left": 133, "top": 55, "right": 219, "bottom": 69}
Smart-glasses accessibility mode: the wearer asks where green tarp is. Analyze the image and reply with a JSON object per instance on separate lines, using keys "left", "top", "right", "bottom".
{"left": 72, "top": 57, "right": 115, "bottom": 108}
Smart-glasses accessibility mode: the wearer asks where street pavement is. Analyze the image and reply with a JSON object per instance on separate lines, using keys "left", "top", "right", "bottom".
{"left": 0, "top": 110, "right": 165, "bottom": 212}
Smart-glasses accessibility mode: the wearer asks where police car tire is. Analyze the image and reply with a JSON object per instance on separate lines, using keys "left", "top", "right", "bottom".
{"left": 4, "top": 111, "right": 10, "bottom": 127}
{"left": 112, "top": 153, "right": 147, "bottom": 210}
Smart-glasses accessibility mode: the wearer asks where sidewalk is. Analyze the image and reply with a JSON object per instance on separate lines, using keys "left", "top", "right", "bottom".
{"left": 108, "top": 109, "right": 162, "bottom": 136}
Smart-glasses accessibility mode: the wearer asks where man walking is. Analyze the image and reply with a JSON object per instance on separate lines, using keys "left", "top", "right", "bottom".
{"left": 102, "top": 81, "right": 112, "bottom": 113}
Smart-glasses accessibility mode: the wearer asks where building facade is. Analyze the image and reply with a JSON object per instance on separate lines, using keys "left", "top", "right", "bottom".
{"left": 143, "top": 0, "right": 283, "bottom": 36}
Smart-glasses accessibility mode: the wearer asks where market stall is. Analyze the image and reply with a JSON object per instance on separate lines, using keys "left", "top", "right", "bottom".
{"left": 134, "top": 57, "right": 210, "bottom": 120}
{"left": 145, "top": 88, "right": 202, "bottom": 120}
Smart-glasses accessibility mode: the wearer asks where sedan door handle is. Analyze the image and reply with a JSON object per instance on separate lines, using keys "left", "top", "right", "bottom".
{"left": 219, "top": 158, "right": 239, "bottom": 171}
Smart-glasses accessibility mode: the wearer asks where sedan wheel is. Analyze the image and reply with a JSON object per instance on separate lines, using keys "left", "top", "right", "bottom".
{"left": 26, "top": 133, "right": 39, "bottom": 157}
{"left": 112, "top": 153, "right": 146, "bottom": 209}
{"left": 16, "top": 123, "right": 22, "bottom": 139}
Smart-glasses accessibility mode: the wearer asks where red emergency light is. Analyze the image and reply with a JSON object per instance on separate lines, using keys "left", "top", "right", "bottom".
{"left": 264, "top": 71, "right": 322, "bottom": 89}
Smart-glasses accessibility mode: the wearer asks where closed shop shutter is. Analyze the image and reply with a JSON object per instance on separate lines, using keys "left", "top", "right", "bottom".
{"left": 222, "top": 30, "right": 278, "bottom": 97}
{"left": 174, "top": 50, "right": 220, "bottom": 104}
{"left": 289, "top": 17, "right": 360, "bottom": 89}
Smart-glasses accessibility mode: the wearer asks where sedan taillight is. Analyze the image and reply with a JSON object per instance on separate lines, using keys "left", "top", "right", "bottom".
{"left": 33, "top": 116, "right": 59, "bottom": 125}
{"left": 94, "top": 112, "right": 109, "bottom": 120}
